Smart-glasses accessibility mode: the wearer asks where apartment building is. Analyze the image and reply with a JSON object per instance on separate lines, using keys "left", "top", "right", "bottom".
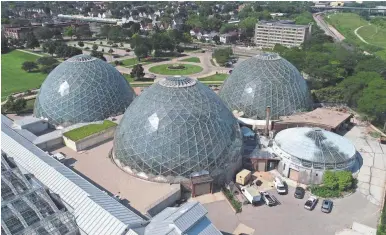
{"left": 254, "top": 20, "right": 312, "bottom": 49}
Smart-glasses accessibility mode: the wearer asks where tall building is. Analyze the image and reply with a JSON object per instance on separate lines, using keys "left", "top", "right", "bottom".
{"left": 254, "top": 20, "right": 312, "bottom": 49}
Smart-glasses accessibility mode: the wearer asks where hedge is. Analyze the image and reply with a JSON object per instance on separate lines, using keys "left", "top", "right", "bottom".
{"left": 222, "top": 187, "right": 242, "bottom": 213}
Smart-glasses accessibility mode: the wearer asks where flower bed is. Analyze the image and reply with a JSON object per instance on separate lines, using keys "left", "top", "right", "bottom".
{"left": 222, "top": 187, "right": 242, "bottom": 213}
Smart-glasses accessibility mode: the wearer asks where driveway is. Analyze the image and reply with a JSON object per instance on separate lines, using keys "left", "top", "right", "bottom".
{"left": 204, "top": 187, "right": 380, "bottom": 235}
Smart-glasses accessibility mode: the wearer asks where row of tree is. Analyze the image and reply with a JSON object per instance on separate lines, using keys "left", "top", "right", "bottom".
{"left": 42, "top": 40, "right": 82, "bottom": 58}
{"left": 272, "top": 22, "right": 386, "bottom": 126}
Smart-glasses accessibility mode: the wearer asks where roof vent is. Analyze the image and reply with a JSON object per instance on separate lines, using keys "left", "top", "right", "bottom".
{"left": 159, "top": 76, "right": 197, "bottom": 88}
{"left": 67, "top": 54, "right": 97, "bottom": 63}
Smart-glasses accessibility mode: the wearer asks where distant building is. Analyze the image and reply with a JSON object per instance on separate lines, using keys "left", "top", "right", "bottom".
{"left": 220, "top": 31, "right": 239, "bottom": 44}
{"left": 254, "top": 20, "right": 312, "bottom": 49}
{"left": 3, "top": 26, "right": 32, "bottom": 39}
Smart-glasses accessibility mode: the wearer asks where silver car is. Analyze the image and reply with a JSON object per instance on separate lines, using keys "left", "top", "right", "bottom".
{"left": 321, "top": 199, "right": 333, "bottom": 213}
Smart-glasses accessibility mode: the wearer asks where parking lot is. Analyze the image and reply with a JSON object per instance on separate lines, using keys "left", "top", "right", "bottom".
{"left": 204, "top": 187, "right": 380, "bottom": 235}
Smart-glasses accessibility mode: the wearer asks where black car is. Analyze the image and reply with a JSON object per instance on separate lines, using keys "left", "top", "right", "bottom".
{"left": 321, "top": 199, "right": 333, "bottom": 213}
{"left": 294, "top": 187, "right": 305, "bottom": 199}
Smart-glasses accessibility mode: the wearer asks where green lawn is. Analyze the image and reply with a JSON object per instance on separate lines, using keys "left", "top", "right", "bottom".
{"left": 327, "top": 13, "right": 386, "bottom": 58}
{"left": 198, "top": 73, "right": 228, "bottom": 81}
{"left": 1, "top": 50, "right": 46, "bottom": 101}
{"left": 179, "top": 57, "right": 201, "bottom": 63}
{"left": 63, "top": 120, "right": 117, "bottom": 141}
{"left": 116, "top": 58, "right": 152, "bottom": 68}
{"left": 357, "top": 24, "right": 386, "bottom": 48}
{"left": 149, "top": 64, "right": 203, "bottom": 75}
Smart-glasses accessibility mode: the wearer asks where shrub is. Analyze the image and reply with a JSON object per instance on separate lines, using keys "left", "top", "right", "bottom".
{"left": 41, "top": 63, "right": 59, "bottom": 74}
{"left": 85, "top": 47, "right": 90, "bottom": 50}
{"left": 78, "top": 41, "right": 84, "bottom": 47}
{"left": 112, "top": 44, "right": 118, "bottom": 47}
{"left": 310, "top": 185, "right": 340, "bottom": 198}
{"left": 101, "top": 48, "right": 104, "bottom": 52}
{"left": 22, "top": 61, "right": 38, "bottom": 72}
{"left": 36, "top": 57, "right": 58, "bottom": 66}
{"left": 125, "top": 49, "right": 131, "bottom": 52}
{"left": 100, "top": 41, "right": 103, "bottom": 45}
{"left": 222, "top": 188, "right": 242, "bottom": 213}
{"left": 114, "top": 60, "right": 123, "bottom": 66}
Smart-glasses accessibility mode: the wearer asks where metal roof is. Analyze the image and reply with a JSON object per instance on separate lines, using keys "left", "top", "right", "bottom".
{"left": 1, "top": 116, "right": 147, "bottom": 235}
{"left": 274, "top": 127, "right": 356, "bottom": 164}
{"left": 144, "top": 202, "right": 221, "bottom": 235}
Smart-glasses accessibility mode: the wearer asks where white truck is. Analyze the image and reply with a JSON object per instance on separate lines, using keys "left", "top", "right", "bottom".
{"left": 274, "top": 177, "right": 286, "bottom": 194}
{"left": 261, "top": 191, "right": 276, "bottom": 206}
{"left": 240, "top": 185, "right": 261, "bottom": 206}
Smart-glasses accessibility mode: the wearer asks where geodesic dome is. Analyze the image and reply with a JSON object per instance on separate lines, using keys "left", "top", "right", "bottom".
{"left": 113, "top": 76, "right": 243, "bottom": 183}
{"left": 34, "top": 54, "right": 136, "bottom": 127}
{"left": 273, "top": 127, "right": 356, "bottom": 170}
{"left": 219, "top": 53, "right": 312, "bottom": 119}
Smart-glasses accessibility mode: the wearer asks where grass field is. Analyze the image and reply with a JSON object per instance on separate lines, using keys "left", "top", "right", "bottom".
{"left": 149, "top": 64, "right": 203, "bottom": 75}
{"left": 63, "top": 120, "right": 117, "bottom": 141}
{"left": 327, "top": 13, "right": 386, "bottom": 58}
{"left": 198, "top": 73, "right": 228, "bottom": 81}
{"left": 1, "top": 50, "right": 46, "bottom": 101}
{"left": 179, "top": 57, "right": 201, "bottom": 63}
{"left": 116, "top": 58, "right": 152, "bottom": 67}
{"left": 357, "top": 24, "right": 386, "bottom": 48}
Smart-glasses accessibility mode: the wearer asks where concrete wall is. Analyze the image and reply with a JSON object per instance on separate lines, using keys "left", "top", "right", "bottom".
{"left": 146, "top": 186, "right": 181, "bottom": 217}
{"left": 36, "top": 137, "right": 64, "bottom": 151}
{"left": 278, "top": 159, "right": 325, "bottom": 185}
{"left": 22, "top": 121, "right": 48, "bottom": 135}
{"left": 63, "top": 126, "right": 116, "bottom": 152}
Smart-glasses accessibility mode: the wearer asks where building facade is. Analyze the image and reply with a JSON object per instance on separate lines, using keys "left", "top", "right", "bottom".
{"left": 254, "top": 20, "right": 312, "bottom": 49}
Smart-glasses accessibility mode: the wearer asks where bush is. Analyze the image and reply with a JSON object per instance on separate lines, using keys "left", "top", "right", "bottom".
{"left": 126, "top": 49, "right": 131, "bottom": 52}
{"left": 85, "top": 47, "right": 90, "bottom": 50}
{"left": 101, "top": 48, "right": 104, "bottom": 52}
{"left": 310, "top": 185, "right": 340, "bottom": 198}
{"left": 222, "top": 188, "right": 242, "bottom": 213}
{"left": 112, "top": 44, "right": 118, "bottom": 48}
{"left": 114, "top": 60, "right": 123, "bottom": 66}
{"left": 41, "top": 63, "right": 59, "bottom": 74}
{"left": 78, "top": 41, "right": 84, "bottom": 47}
{"left": 100, "top": 41, "right": 103, "bottom": 45}
{"left": 36, "top": 57, "right": 58, "bottom": 66}
{"left": 22, "top": 61, "right": 38, "bottom": 72}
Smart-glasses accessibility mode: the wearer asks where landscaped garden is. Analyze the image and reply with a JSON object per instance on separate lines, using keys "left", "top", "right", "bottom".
{"left": 1, "top": 50, "right": 46, "bottom": 100}
{"left": 148, "top": 64, "right": 203, "bottom": 75}
{"left": 179, "top": 57, "right": 201, "bottom": 63}
{"left": 63, "top": 120, "right": 117, "bottom": 141}
{"left": 198, "top": 73, "right": 228, "bottom": 81}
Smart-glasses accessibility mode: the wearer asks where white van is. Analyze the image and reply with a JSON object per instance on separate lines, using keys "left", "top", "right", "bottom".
{"left": 274, "top": 177, "right": 286, "bottom": 194}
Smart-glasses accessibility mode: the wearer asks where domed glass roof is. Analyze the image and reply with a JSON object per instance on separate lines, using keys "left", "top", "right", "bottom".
{"left": 219, "top": 53, "right": 312, "bottom": 119}
{"left": 113, "top": 76, "right": 243, "bottom": 181}
{"left": 274, "top": 127, "right": 356, "bottom": 165}
{"left": 34, "top": 54, "right": 136, "bottom": 126}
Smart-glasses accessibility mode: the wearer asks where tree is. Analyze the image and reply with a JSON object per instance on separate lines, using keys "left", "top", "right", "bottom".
{"left": 92, "top": 44, "right": 98, "bottom": 51}
{"left": 213, "top": 35, "right": 220, "bottom": 44}
{"left": 55, "top": 44, "right": 67, "bottom": 58}
{"left": 78, "top": 41, "right": 84, "bottom": 47}
{"left": 75, "top": 25, "right": 92, "bottom": 39}
{"left": 336, "top": 171, "right": 353, "bottom": 191}
{"left": 130, "top": 23, "right": 141, "bottom": 34}
{"left": 25, "top": 32, "right": 40, "bottom": 49}
{"left": 1, "top": 33, "right": 9, "bottom": 53}
{"left": 322, "top": 171, "right": 338, "bottom": 190}
{"left": 63, "top": 26, "right": 75, "bottom": 39}
{"left": 33, "top": 27, "right": 53, "bottom": 40}
{"left": 220, "top": 23, "right": 238, "bottom": 34}
{"left": 181, "top": 32, "right": 193, "bottom": 44}
{"left": 41, "top": 63, "right": 59, "bottom": 74}
{"left": 64, "top": 46, "right": 82, "bottom": 58}
{"left": 3, "top": 96, "right": 27, "bottom": 114}
{"left": 239, "top": 17, "right": 257, "bottom": 39}
{"left": 108, "top": 48, "right": 114, "bottom": 54}
{"left": 108, "top": 26, "right": 122, "bottom": 42}
{"left": 42, "top": 40, "right": 58, "bottom": 56}
{"left": 130, "top": 64, "right": 145, "bottom": 80}
{"left": 36, "top": 56, "right": 58, "bottom": 66}
{"left": 90, "top": 50, "right": 106, "bottom": 61}
{"left": 134, "top": 45, "right": 150, "bottom": 61}
{"left": 22, "top": 61, "right": 38, "bottom": 72}
{"left": 100, "top": 25, "right": 111, "bottom": 38}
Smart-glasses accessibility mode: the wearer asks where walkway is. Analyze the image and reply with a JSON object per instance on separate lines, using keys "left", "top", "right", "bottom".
{"left": 344, "top": 121, "right": 386, "bottom": 206}
{"left": 16, "top": 49, "right": 44, "bottom": 57}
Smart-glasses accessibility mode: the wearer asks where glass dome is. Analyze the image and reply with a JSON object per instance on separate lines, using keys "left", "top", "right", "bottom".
{"left": 34, "top": 54, "right": 136, "bottom": 127}
{"left": 219, "top": 53, "right": 312, "bottom": 119}
{"left": 273, "top": 127, "right": 356, "bottom": 170}
{"left": 113, "top": 76, "right": 243, "bottom": 182}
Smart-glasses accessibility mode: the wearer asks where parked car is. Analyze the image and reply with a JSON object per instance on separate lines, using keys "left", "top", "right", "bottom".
{"left": 304, "top": 196, "right": 318, "bottom": 210}
{"left": 274, "top": 177, "right": 286, "bottom": 194}
{"left": 261, "top": 191, "right": 276, "bottom": 207}
{"left": 321, "top": 199, "right": 333, "bottom": 213}
{"left": 294, "top": 187, "right": 305, "bottom": 199}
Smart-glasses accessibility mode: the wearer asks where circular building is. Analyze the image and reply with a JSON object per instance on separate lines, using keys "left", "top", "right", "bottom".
{"left": 34, "top": 54, "right": 135, "bottom": 127}
{"left": 273, "top": 127, "right": 357, "bottom": 184}
{"left": 113, "top": 76, "right": 243, "bottom": 184}
{"left": 219, "top": 53, "right": 312, "bottom": 119}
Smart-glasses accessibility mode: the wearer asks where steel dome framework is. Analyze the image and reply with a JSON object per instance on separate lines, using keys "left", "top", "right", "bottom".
{"left": 273, "top": 127, "right": 356, "bottom": 170}
{"left": 34, "top": 54, "right": 136, "bottom": 127}
{"left": 219, "top": 53, "right": 312, "bottom": 119}
{"left": 113, "top": 76, "right": 243, "bottom": 183}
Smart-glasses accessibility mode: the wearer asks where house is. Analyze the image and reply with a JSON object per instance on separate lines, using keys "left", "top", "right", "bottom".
{"left": 220, "top": 31, "right": 238, "bottom": 44}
